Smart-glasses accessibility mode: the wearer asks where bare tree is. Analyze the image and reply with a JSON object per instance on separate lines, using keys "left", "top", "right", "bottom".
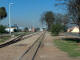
{"left": 68, "top": 0, "right": 80, "bottom": 33}
{"left": 56, "top": 0, "right": 80, "bottom": 33}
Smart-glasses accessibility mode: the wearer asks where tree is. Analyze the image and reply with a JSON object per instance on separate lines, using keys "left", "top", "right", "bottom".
{"left": 0, "top": 25, "right": 6, "bottom": 34}
{"left": 0, "top": 7, "right": 7, "bottom": 21}
{"left": 55, "top": 14, "right": 68, "bottom": 32}
{"left": 61, "top": 14, "right": 69, "bottom": 26}
{"left": 56, "top": 0, "right": 80, "bottom": 33}
{"left": 51, "top": 24, "right": 65, "bottom": 36}
{"left": 35, "top": 28, "right": 40, "bottom": 32}
{"left": 41, "top": 11, "right": 55, "bottom": 31}
{"left": 68, "top": 0, "right": 80, "bottom": 34}
{"left": 0, "top": 7, "right": 7, "bottom": 33}
{"left": 24, "top": 27, "right": 28, "bottom": 32}
{"left": 55, "top": 14, "right": 69, "bottom": 25}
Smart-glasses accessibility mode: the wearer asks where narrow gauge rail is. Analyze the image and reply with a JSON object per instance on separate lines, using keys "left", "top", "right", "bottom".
{"left": 19, "top": 32, "right": 46, "bottom": 60}
{"left": 0, "top": 32, "right": 40, "bottom": 48}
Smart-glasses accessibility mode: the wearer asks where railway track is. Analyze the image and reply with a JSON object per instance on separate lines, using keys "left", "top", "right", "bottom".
{"left": 19, "top": 31, "right": 46, "bottom": 60}
{"left": 0, "top": 32, "right": 40, "bottom": 48}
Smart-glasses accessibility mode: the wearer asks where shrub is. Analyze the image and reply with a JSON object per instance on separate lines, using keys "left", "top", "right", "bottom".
{"left": 0, "top": 25, "right": 6, "bottom": 34}
{"left": 50, "top": 24, "right": 65, "bottom": 35}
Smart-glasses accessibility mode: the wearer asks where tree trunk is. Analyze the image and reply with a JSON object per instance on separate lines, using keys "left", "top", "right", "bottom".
{"left": 48, "top": 24, "right": 52, "bottom": 31}
{"left": 48, "top": 24, "right": 50, "bottom": 31}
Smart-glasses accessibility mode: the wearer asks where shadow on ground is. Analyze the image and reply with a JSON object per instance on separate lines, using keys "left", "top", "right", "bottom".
{"left": 62, "top": 38, "right": 80, "bottom": 43}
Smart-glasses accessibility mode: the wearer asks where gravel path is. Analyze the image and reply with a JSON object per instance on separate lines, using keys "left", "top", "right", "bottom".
{"left": 35, "top": 32, "right": 80, "bottom": 60}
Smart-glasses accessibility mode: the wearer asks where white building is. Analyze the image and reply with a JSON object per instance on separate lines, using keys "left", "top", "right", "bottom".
{"left": 5, "top": 28, "right": 16, "bottom": 33}
{"left": 29, "top": 28, "right": 32, "bottom": 32}
{"left": 67, "top": 26, "right": 79, "bottom": 33}
{"left": 40, "top": 28, "right": 43, "bottom": 32}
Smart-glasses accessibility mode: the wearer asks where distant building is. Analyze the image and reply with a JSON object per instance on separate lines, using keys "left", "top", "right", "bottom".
{"left": 28, "top": 27, "right": 35, "bottom": 32}
{"left": 40, "top": 28, "right": 43, "bottom": 31}
{"left": 11, "top": 24, "right": 19, "bottom": 30}
{"left": 29, "top": 28, "right": 32, "bottom": 32}
{"left": 31, "top": 27, "right": 35, "bottom": 32}
{"left": 5, "top": 24, "right": 19, "bottom": 33}
{"left": 67, "top": 26, "right": 79, "bottom": 33}
{"left": 5, "top": 28, "right": 15, "bottom": 33}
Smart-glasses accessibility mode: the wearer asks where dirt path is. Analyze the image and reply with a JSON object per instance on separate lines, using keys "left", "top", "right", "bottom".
{"left": 0, "top": 33, "right": 42, "bottom": 60}
{"left": 35, "top": 32, "right": 80, "bottom": 60}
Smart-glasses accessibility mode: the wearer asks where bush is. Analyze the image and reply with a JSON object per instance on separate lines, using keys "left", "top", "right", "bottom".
{"left": 50, "top": 24, "right": 65, "bottom": 35}
{"left": 0, "top": 25, "right": 6, "bottom": 34}
{"left": 24, "top": 27, "right": 28, "bottom": 32}
{"left": 14, "top": 29, "right": 18, "bottom": 32}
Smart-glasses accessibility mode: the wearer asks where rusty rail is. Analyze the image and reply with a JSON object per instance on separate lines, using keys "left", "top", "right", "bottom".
{"left": 0, "top": 32, "right": 40, "bottom": 48}
{"left": 19, "top": 32, "right": 46, "bottom": 60}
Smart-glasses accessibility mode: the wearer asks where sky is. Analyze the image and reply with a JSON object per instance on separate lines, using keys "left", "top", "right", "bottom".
{"left": 0, "top": 0, "right": 67, "bottom": 28}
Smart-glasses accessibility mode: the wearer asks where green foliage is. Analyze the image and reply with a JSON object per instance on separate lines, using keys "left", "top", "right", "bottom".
{"left": 0, "top": 7, "right": 7, "bottom": 20}
{"left": 54, "top": 40, "right": 80, "bottom": 57}
{"left": 0, "top": 25, "right": 6, "bottom": 34}
{"left": 35, "top": 28, "right": 40, "bottom": 32}
{"left": 0, "top": 36, "right": 10, "bottom": 43}
{"left": 50, "top": 24, "right": 65, "bottom": 35}
{"left": 24, "top": 27, "right": 28, "bottom": 32}
{"left": 41, "top": 11, "right": 55, "bottom": 30}
{"left": 14, "top": 29, "right": 18, "bottom": 32}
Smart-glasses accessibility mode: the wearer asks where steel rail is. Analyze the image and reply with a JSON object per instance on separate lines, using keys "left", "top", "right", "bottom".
{"left": 0, "top": 32, "right": 40, "bottom": 48}
{"left": 19, "top": 31, "right": 46, "bottom": 60}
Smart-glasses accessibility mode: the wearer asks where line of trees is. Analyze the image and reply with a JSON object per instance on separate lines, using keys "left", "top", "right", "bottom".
{"left": 41, "top": 11, "right": 68, "bottom": 35}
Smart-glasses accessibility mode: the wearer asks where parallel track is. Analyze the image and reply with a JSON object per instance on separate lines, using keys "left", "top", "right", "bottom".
{"left": 19, "top": 32, "right": 46, "bottom": 60}
{"left": 0, "top": 32, "right": 40, "bottom": 48}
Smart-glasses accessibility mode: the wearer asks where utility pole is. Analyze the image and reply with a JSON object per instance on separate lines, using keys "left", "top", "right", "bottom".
{"left": 9, "top": 3, "right": 14, "bottom": 35}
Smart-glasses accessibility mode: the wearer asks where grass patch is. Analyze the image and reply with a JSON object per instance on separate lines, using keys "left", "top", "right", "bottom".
{"left": 54, "top": 39, "right": 80, "bottom": 57}
{"left": 0, "top": 32, "right": 33, "bottom": 44}
{"left": 12, "top": 32, "right": 32, "bottom": 36}
{"left": 0, "top": 36, "right": 11, "bottom": 43}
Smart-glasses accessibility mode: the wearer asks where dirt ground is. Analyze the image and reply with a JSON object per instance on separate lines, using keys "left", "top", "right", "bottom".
{"left": 35, "top": 32, "right": 80, "bottom": 60}
{"left": 0, "top": 32, "right": 80, "bottom": 60}
{"left": 0, "top": 33, "right": 41, "bottom": 60}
